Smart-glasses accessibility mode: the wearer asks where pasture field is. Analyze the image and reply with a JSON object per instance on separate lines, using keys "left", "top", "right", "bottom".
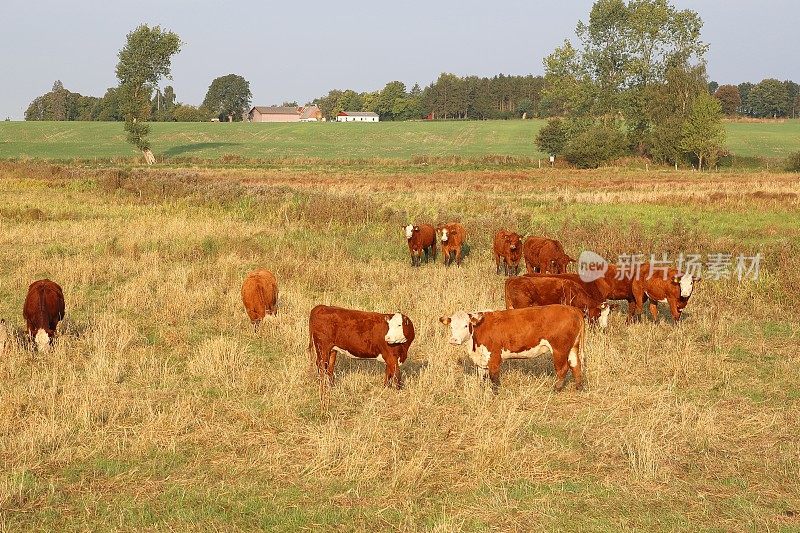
{"left": 0, "top": 161, "right": 799, "bottom": 531}
{"left": 0, "top": 119, "right": 798, "bottom": 162}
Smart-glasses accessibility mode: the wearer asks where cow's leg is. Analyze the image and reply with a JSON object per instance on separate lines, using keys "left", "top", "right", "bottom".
{"left": 314, "top": 340, "right": 331, "bottom": 376}
{"left": 568, "top": 344, "right": 583, "bottom": 391}
{"left": 326, "top": 349, "right": 337, "bottom": 386}
{"left": 649, "top": 301, "right": 659, "bottom": 322}
{"left": 494, "top": 252, "right": 501, "bottom": 274}
{"left": 430, "top": 241, "right": 437, "bottom": 263}
{"left": 487, "top": 353, "right": 502, "bottom": 393}
{"left": 455, "top": 247, "right": 463, "bottom": 266}
{"left": 668, "top": 299, "right": 681, "bottom": 322}
{"left": 631, "top": 285, "right": 645, "bottom": 323}
{"left": 553, "top": 351, "right": 570, "bottom": 392}
{"left": 383, "top": 352, "right": 401, "bottom": 389}
{"left": 423, "top": 247, "right": 429, "bottom": 264}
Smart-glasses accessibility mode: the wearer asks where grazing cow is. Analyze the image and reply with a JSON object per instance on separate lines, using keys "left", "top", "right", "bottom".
{"left": 309, "top": 305, "right": 415, "bottom": 389}
{"left": 241, "top": 269, "right": 278, "bottom": 328}
{"left": 523, "top": 237, "right": 574, "bottom": 274}
{"left": 439, "top": 305, "right": 585, "bottom": 392}
{"left": 505, "top": 275, "right": 612, "bottom": 328}
{"left": 631, "top": 264, "right": 700, "bottom": 323}
{"left": 438, "top": 222, "right": 466, "bottom": 267}
{"left": 493, "top": 230, "right": 523, "bottom": 276}
{"left": 22, "top": 279, "right": 65, "bottom": 352}
{"left": 404, "top": 223, "right": 437, "bottom": 267}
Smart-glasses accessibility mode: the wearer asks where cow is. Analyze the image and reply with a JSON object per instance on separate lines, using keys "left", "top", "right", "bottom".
{"left": 22, "top": 279, "right": 65, "bottom": 352}
{"left": 505, "top": 275, "right": 613, "bottom": 328}
{"left": 438, "top": 222, "right": 466, "bottom": 266}
{"left": 631, "top": 264, "right": 700, "bottom": 323}
{"left": 493, "top": 230, "right": 523, "bottom": 276}
{"left": 309, "top": 305, "right": 415, "bottom": 389}
{"left": 523, "top": 237, "right": 574, "bottom": 274}
{"left": 241, "top": 269, "right": 278, "bottom": 328}
{"left": 404, "top": 223, "right": 436, "bottom": 267}
{"left": 439, "top": 305, "right": 585, "bottom": 392}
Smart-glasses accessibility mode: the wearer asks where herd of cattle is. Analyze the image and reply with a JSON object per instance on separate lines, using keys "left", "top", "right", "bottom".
{"left": 6, "top": 222, "right": 700, "bottom": 393}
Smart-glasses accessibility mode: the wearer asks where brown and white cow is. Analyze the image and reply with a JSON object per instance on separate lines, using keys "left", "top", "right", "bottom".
{"left": 505, "top": 275, "right": 613, "bottom": 328}
{"left": 23, "top": 279, "right": 65, "bottom": 352}
{"left": 404, "top": 223, "right": 437, "bottom": 267}
{"left": 241, "top": 269, "right": 278, "bottom": 328}
{"left": 438, "top": 222, "right": 466, "bottom": 267}
{"left": 631, "top": 264, "right": 700, "bottom": 323}
{"left": 523, "top": 237, "right": 574, "bottom": 274}
{"left": 440, "top": 305, "right": 585, "bottom": 392}
{"left": 309, "top": 305, "right": 415, "bottom": 389}
{"left": 493, "top": 230, "right": 523, "bottom": 276}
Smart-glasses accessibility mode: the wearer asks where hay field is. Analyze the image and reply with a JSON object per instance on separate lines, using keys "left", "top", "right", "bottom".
{"left": 0, "top": 162, "right": 799, "bottom": 531}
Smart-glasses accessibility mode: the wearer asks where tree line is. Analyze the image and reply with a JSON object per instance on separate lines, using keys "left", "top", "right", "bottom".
{"left": 710, "top": 80, "right": 800, "bottom": 118}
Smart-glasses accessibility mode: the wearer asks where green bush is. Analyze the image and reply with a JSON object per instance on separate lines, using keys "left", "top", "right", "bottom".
{"left": 786, "top": 151, "right": 800, "bottom": 172}
{"left": 535, "top": 118, "right": 567, "bottom": 156}
{"left": 563, "top": 124, "right": 627, "bottom": 169}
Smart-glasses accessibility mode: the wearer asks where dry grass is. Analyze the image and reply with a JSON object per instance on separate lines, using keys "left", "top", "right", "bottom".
{"left": 0, "top": 162, "right": 798, "bottom": 531}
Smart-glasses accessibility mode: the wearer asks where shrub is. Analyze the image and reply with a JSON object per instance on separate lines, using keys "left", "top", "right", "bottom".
{"left": 563, "top": 124, "right": 627, "bottom": 169}
{"left": 535, "top": 118, "right": 567, "bottom": 156}
{"left": 786, "top": 151, "right": 800, "bottom": 172}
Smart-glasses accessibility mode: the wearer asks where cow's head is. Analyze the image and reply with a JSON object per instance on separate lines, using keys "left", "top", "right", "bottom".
{"left": 35, "top": 328, "right": 51, "bottom": 352}
{"left": 439, "top": 311, "right": 483, "bottom": 345}
{"left": 404, "top": 224, "right": 414, "bottom": 239}
{"left": 384, "top": 313, "right": 407, "bottom": 344}
{"left": 440, "top": 227, "right": 449, "bottom": 242}
{"left": 506, "top": 233, "right": 522, "bottom": 253}
{"left": 584, "top": 302, "right": 617, "bottom": 329}
{"left": 672, "top": 274, "right": 699, "bottom": 298}
{"left": 553, "top": 254, "right": 575, "bottom": 273}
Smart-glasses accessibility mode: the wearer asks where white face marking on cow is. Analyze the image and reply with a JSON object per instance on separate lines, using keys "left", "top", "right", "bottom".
{"left": 679, "top": 275, "right": 694, "bottom": 298}
{"left": 384, "top": 313, "right": 407, "bottom": 344}
{"left": 500, "top": 339, "right": 552, "bottom": 360}
{"left": 598, "top": 305, "right": 611, "bottom": 329}
{"left": 440, "top": 228, "right": 449, "bottom": 242}
{"left": 404, "top": 224, "right": 413, "bottom": 239}
{"left": 35, "top": 328, "right": 50, "bottom": 352}
{"left": 445, "top": 311, "right": 471, "bottom": 345}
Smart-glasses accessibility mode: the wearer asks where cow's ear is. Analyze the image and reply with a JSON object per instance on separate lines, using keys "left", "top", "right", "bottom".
{"left": 693, "top": 276, "right": 701, "bottom": 283}
{"left": 413, "top": 226, "right": 420, "bottom": 231}
{"left": 384, "top": 314, "right": 392, "bottom": 323}
{"left": 439, "top": 316, "right": 451, "bottom": 325}
{"left": 567, "top": 256, "right": 576, "bottom": 264}
{"left": 600, "top": 302, "right": 608, "bottom": 309}
{"left": 469, "top": 313, "right": 484, "bottom": 325}
{"left": 672, "top": 275, "right": 681, "bottom": 284}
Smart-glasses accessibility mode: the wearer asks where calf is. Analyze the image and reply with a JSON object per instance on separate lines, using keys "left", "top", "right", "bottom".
{"left": 440, "top": 305, "right": 585, "bottom": 392}
{"left": 438, "top": 222, "right": 466, "bottom": 267}
{"left": 309, "top": 305, "right": 415, "bottom": 389}
{"left": 631, "top": 264, "right": 700, "bottom": 323}
{"left": 404, "top": 223, "right": 436, "bottom": 267}
{"left": 493, "top": 230, "right": 522, "bottom": 276}
{"left": 523, "top": 237, "right": 574, "bottom": 274}
{"left": 241, "top": 269, "right": 278, "bottom": 328}
{"left": 505, "top": 275, "right": 612, "bottom": 328}
{"left": 22, "top": 279, "right": 65, "bottom": 352}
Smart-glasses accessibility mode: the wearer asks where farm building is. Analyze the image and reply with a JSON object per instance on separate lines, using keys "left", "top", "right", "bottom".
{"left": 336, "top": 111, "right": 379, "bottom": 122}
{"left": 248, "top": 105, "right": 322, "bottom": 123}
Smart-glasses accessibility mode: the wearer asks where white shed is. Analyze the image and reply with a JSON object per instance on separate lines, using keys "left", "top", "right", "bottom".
{"left": 336, "top": 111, "right": 379, "bottom": 122}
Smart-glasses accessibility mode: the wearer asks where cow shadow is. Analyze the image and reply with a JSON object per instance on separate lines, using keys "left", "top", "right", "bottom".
{"left": 332, "top": 355, "right": 428, "bottom": 383}
{"left": 458, "top": 354, "right": 555, "bottom": 380}
{"left": 162, "top": 142, "right": 240, "bottom": 157}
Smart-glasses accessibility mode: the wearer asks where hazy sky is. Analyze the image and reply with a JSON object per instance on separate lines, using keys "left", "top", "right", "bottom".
{"left": 1, "top": 0, "right": 796, "bottom": 120}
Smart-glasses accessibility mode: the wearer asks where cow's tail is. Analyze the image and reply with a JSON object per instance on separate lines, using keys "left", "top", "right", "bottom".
{"left": 37, "top": 284, "right": 48, "bottom": 332}
{"left": 578, "top": 319, "right": 587, "bottom": 376}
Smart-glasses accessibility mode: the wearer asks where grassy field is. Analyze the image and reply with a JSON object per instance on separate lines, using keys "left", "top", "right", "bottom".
{"left": 0, "top": 119, "right": 798, "bottom": 162}
{"left": 0, "top": 160, "right": 798, "bottom": 531}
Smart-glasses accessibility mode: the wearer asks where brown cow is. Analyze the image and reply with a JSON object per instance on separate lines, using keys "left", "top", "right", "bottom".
{"left": 440, "top": 305, "right": 585, "bottom": 392}
{"left": 23, "top": 279, "right": 65, "bottom": 352}
{"left": 493, "top": 230, "right": 523, "bottom": 276}
{"left": 309, "top": 305, "right": 415, "bottom": 389}
{"left": 505, "top": 275, "right": 612, "bottom": 328}
{"left": 631, "top": 264, "right": 700, "bottom": 323}
{"left": 404, "top": 223, "right": 436, "bottom": 267}
{"left": 438, "top": 222, "right": 466, "bottom": 267}
{"left": 241, "top": 269, "right": 278, "bottom": 328}
{"left": 523, "top": 237, "right": 574, "bottom": 274}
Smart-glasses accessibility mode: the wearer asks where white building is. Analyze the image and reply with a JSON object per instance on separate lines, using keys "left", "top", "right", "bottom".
{"left": 336, "top": 111, "right": 379, "bottom": 122}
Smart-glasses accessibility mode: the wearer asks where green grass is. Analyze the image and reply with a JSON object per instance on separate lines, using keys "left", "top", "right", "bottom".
{"left": 0, "top": 119, "right": 798, "bottom": 161}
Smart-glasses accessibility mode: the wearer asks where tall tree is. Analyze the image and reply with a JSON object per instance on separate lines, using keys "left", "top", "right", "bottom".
{"left": 116, "top": 24, "right": 181, "bottom": 163}
{"left": 680, "top": 91, "right": 725, "bottom": 170}
{"left": 202, "top": 74, "right": 252, "bottom": 122}
{"left": 714, "top": 85, "right": 741, "bottom": 116}
{"left": 375, "top": 81, "right": 407, "bottom": 120}
{"left": 747, "top": 79, "right": 789, "bottom": 118}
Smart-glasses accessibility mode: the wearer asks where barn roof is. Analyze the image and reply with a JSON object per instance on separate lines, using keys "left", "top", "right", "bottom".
{"left": 250, "top": 106, "right": 300, "bottom": 115}
{"left": 339, "top": 111, "right": 379, "bottom": 117}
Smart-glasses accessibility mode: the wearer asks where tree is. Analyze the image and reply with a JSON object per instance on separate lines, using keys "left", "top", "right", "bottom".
{"left": 707, "top": 81, "right": 718, "bottom": 94}
{"left": 680, "top": 91, "right": 725, "bottom": 170}
{"left": 747, "top": 78, "right": 789, "bottom": 118}
{"left": 116, "top": 24, "right": 181, "bottom": 163}
{"left": 202, "top": 74, "right": 252, "bottom": 122}
{"left": 173, "top": 104, "right": 211, "bottom": 122}
{"left": 737, "top": 82, "right": 753, "bottom": 115}
{"left": 535, "top": 118, "right": 568, "bottom": 155}
{"left": 374, "top": 81, "right": 406, "bottom": 120}
{"left": 714, "top": 85, "right": 741, "bottom": 116}
{"left": 151, "top": 85, "right": 177, "bottom": 121}
{"left": 50, "top": 80, "right": 67, "bottom": 121}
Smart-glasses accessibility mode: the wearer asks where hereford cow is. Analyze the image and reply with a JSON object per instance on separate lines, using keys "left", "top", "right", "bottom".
{"left": 439, "top": 305, "right": 585, "bottom": 392}
{"left": 523, "top": 237, "right": 574, "bottom": 274}
{"left": 493, "top": 230, "right": 523, "bottom": 276}
{"left": 241, "top": 269, "right": 278, "bottom": 328}
{"left": 438, "top": 222, "right": 466, "bottom": 267}
{"left": 404, "top": 223, "right": 436, "bottom": 267}
{"left": 631, "top": 264, "right": 700, "bottom": 323}
{"left": 309, "top": 305, "right": 415, "bottom": 389}
{"left": 505, "top": 275, "right": 612, "bottom": 328}
{"left": 23, "top": 279, "right": 65, "bottom": 352}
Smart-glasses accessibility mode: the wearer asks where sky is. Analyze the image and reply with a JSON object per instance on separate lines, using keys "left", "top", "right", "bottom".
{"left": 1, "top": 0, "right": 797, "bottom": 120}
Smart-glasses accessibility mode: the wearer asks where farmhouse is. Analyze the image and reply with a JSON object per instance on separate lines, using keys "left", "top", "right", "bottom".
{"left": 336, "top": 111, "right": 379, "bottom": 122}
{"left": 248, "top": 105, "right": 322, "bottom": 123}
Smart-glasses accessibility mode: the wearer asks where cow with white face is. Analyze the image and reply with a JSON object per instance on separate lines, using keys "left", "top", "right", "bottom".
{"left": 404, "top": 223, "right": 436, "bottom": 267}
{"left": 631, "top": 264, "right": 700, "bottom": 323}
{"left": 309, "top": 305, "right": 415, "bottom": 389}
{"left": 439, "top": 305, "right": 586, "bottom": 392}
{"left": 437, "top": 222, "right": 466, "bottom": 266}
